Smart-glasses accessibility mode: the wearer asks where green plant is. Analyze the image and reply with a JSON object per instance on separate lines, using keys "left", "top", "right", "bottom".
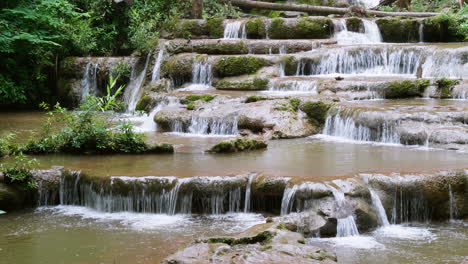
{"left": 300, "top": 101, "right": 332, "bottom": 126}
{"left": 81, "top": 75, "right": 125, "bottom": 112}
{"left": 1, "top": 153, "right": 39, "bottom": 190}
{"left": 0, "top": 134, "right": 16, "bottom": 157}
{"left": 289, "top": 98, "right": 301, "bottom": 112}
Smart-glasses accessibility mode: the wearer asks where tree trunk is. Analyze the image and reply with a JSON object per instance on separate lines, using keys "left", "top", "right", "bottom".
{"left": 227, "top": 0, "right": 439, "bottom": 17}
{"left": 191, "top": 0, "right": 203, "bottom": 19}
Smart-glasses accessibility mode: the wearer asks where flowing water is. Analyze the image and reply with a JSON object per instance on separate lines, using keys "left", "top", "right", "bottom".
{"left": 123, "top": 53, "right": 151, "bottom": 112}
{"left": 223, "top": 21, "right": 247, "bottom": 39}
{"left": 151, "top": 48, "right": 165, "bottom": 82}
{"left": 80, "top": 61, "right": 99, "bottom": 102}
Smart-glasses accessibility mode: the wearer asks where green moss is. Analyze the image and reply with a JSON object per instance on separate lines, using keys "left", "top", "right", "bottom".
{"left": 297, "top": 239, "right": 306, "bottom": 244}
{"left": 289, "top": 98, "right": 301, "bottom": 112}
{"left": 346, "top": 17, "right": 363, "bottom": 33}
{"left": 216, "top": 78, "right": 269, "bottom": 90}
{"left": 186, "top": 101, "right": 195, "bottom": 110}
{"left": 295, "top": 17, "right": 332, "bottom": 39}
{"left": 207, "top": 138, "right": 268, "bottom": 153}
{"left": 214, "top": 56, "right": 268, "bottom": 77}
{"left": 280, "top": 56, "right": 297, "bottom": 76}
{"left": 207, "top": 231, "right": 275, "bottom": 246}
{"left": 245, "top": 95, "right": 267, "bottom": 103}
{"left": 184, "top": 94, "right": 216, "bottom": 103}
{"left": 300, "top": 101, "right": 332, "bottom": 126}
{"left": 246, "top": 18, "right": 266, "bottom": 38}
{"left": 135, "top": 95, "right": 151, "bottom": 112}
{"left": 206, "top": 18, "right": 224, "bottom": 38}
{"left": 376, "top": 18, "right": 419, "bottom": 42}
{"left": 384, "top": 79, "right": 429, "bottom": 99}
{"left": 269, "top": 18, "right": 287, "bottom": 39}
{"left": 174, "top": 20, "right": 206, "bottom": 38}
{"left": 146, "top": 143, "right": 174, "bottom": 153}
{"left": 422, "top": 14, "right": 465, "bottom": 42}
{"left": 161, "top": 54, "right": 194, "bottom": 83}
{"left": 195, "top": 41, "right": 249, "bottom": 55}
{"left": 436, "top": 78, "right": 459, "bottom": 99}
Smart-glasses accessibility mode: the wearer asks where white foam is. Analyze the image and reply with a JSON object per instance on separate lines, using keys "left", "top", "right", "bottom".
{"left": 374, "top": 225, "right": 436, "bottom": 241}
{"left": 38, "top": 205, "right": 188, "bottom": 230}
{"left": 309, "top": 236, "right": 384, "bottom": 249}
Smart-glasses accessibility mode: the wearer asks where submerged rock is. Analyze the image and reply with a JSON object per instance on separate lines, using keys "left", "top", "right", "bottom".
{"left": 207, "top": 138, "right": 268, "bottom": 153}
{"left": 162, "top": 222, "right": 337, "bottom": 264}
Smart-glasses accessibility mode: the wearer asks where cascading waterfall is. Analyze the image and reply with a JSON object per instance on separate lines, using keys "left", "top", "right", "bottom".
{"left": 448, "top": 184, "right": 458, "bottom": 220}
{"left": 391, "top": 186, "right": 432, "bottom": 224}
{"left": 328, "top": 185, "right": 360, "bottom": 237}
{"left": 151, "top": 48, "right": 165, "bottom": 82}
{"left": 244, "top": 174, "right": 255, "bottom": 213}
{"left": 333, "top": 19, "right": 382, "bottom": 45}
{"left": 295, "top": 47, "right": 422, "bottom": 76}
{"left": 124, "top": 53, "right": 151, "bottom": 112}
{"left": 80, "top": 61, "right": 98, "bottom": 102}
{"left": 349, "top": 0, "right": 380, "bottom": 8}
{"left": 50, "top": 174, "right": 255, "bottom": 215}
{"left": 268, "top": 79, "right": 318, "bottom": 93}
{"left": 182, "top": 60, "right": 213, "bottom": 91}
{"left": 369, "top": 188, "right": 390, "bottom": 226}
{"left": 223, "top": 21, "right": 247, "bottom": 39}
{"left": 134, "top": 97, "right": 180, "bottom": 132}
{"left": 421, "top": 47, "right": 467, "bottom": 78}
{"left": 322, "top": 110, "right": 400, "bottom": 144}
{"left": 186, "top": 116, "right": 239, "bottom": 136}
{"left": 419, "top": 22, "right": 424, "bottom": 43}
{"left": 281, "top": 185, "right": 298, "bottom": 215}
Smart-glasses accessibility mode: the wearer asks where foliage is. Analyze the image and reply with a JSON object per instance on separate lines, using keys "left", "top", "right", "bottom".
{"left": 203, "top": 0, "right": 241, "bottom": 18}
{"left": 0, "top": 134, "right": 16, "bottom": 157}
{"left": 80, "top": 75, "right": 126, "bottom": 112}
{"left": 0, "top": 153, "right": 39, "bottom": 190}
{"left": 300, "top": 101, "right": 332, "bottom": 126}
{"left": 111, "top": 61, "right": 132, "bottom": 81}
{"left": 22, "top": 98, "right": 172, "bottom": 154}
{"left": 436, "top": 78, "right": 459, "bottom": 98}
{"left": 385, "top": 79, "right": 429, "bottom": 98}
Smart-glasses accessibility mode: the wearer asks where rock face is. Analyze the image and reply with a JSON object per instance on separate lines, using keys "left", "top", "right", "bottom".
{"left": 162, "top": 222, "right": 337, "bottom": 264}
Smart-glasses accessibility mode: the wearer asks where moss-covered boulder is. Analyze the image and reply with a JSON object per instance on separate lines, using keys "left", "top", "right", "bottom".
{"left": 146, "top": 143, "right": 174, "bottom": 153}
{"left": 346, "top": 17, "right": 363, "bottom": 33}
{"left": 213, "top": 56, "right": 269, "bottom": 77}
{"left": 206, "top": 18, "right": 224, "bottom": 38}
{"left": 161, "top": 54, "right": 195, "bottom": 86}
{"left": 216, "top": 78, "right": 269, "bottom": 90}
{"left": 384, "top": 79, "right": 429, "bottom": 99}
{"left": 300, "top": 101, "right": 332, "bottom": 126}
{"left": 280, "top": 56, "right": 298, "bottom": 76}
{"left": 246, "top": 18, "right": 267, "bottom": 39}
{"left": 207, "top": 138, "right": 267, "bottom": 153}
{"left": 436, "top": 78, "right": 459, "bottom": 99}
{"left": 269, "top": 17, "right": 333, "bottom": 39}
{"left": 135, "top": 95, "right": 152, "bottom": 112}
{"left": 173, "top": 20, "right": 208, "bottom": 38}
{"left": 376, "top": 18, "right": 419, "bottom": 43}
{"left": 422, "top": 15, "right": 465, "bottom": 42}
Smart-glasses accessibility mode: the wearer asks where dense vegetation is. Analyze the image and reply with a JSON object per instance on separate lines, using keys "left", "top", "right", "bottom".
{"left": 0, "top": 0, "right": 239, "bottom": 108}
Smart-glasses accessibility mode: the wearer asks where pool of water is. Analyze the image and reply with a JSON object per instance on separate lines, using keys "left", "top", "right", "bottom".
{"left": 0, "top": 206, "right": 265, "bottom": 264}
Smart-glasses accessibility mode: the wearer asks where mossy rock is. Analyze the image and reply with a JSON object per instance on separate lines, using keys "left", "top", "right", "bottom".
{"left": 269, "top": 17, "right": 332, "bottom": 39}
{"left": 182, "top": 94, "right": 216, "bottom": 103}
{"left": 135, "top": 95, "right": 152, "bottom": 112}
{"left": 300, "top": 101, "right": 332, "bottom": 126}
{"left": 174, "top": 20, "right": 208, "bottom": 38}
{"left": 194, "top": 41, "right": 249, "bottom": 55}
{"left": 245, "top": 96, "right": 268, "bottom": 103}
{"left": 207, "top": 231, "right": 275, "bottom": 246}
{"left": 384, "top": 79, "right": 429, "bottom": 99}
{"left": 376, "top": 18, "right": 419, "bottom": 42}
{"left": 145, "top": 143, "right": 174, "bottom": 154}
{"left": 216, "top": 78, "right": 269, "bottom": 90}
{"left": 206, "top": 18, "right": 224, "bottom": 38}
{"left": 436, "top": 78, "right": 459, "bottom": 99}
{"left": 346, "top": 17, "right": 363, "bottom": 33}
{"left": 246, "top": 18, "right": 267, "bottom": 39}
{"left": 214, "top": 56, "right": 269, "bottom": 77}
{"left": 161, "top": 54, "right": 194, "bottom": 85}
{"left": 280, "top": 56, "right": 297, "bottom": 76}
{"left": 207, "top": 138, "right": 268, "bottom": 153}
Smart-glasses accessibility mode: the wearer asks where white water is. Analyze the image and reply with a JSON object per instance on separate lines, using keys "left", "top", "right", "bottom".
{"left": 130, "top": 97, "right": 180, "bottom": 132}
{"left": 182, "top": 61, "right": 213, "bottom": 91}
{"left": 187, "top": 116, "right": 238, "bottom": 136}
{"left": 419, "top": 23, "right": 424, "bottom": 43}
{"left": 351, "top": 0, "right": 380, "bottom": 8}
{"left": 268, "top": 79, "right": 318, "bottom": 94}
{"left": 449, "top": 184, "right": 458, "bottom": 220}
{"left": 369, "top": 188, "right": 390, "bottom": 226}
{"left": 421, "top": 47, "right": 468, "bottom": 79}
{"left": 328, "top": 185, "right": 360, "bottom": 237}
{"left": 281, "top": 185, "right": 298, "bottom": 215}
{"left": 124, "top": 53, "right": 151, "bottom": 112}
{"left": 223, "top": 21, "right": 247, "bottom": 39}
{"left": 151, "top": 48, "right": 165, "bottom": 82}
{"left": 333, "top": 19, "right": 382, "bottom": 45}
{"left": 322, "top": 111, "right": 400, "bottom": 144}
{"left": 244, "top": 174, "right": 256, "bottom": 213}
{"left": 80, "top": 61, "right": 99, "bottom": 102}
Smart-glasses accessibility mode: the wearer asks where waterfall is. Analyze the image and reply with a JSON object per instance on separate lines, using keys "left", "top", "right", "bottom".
{"left": 419, "top": 23, "right": 424, "bottom": 43}
{"left": 363, "top": 20, "right": 382, "bottom": 43}
{"left": 80, "top": 61, "right": 98, "bottom": 102}
{"left": 244, "top": 174, "right": 255, "bottom": 213}
{"left": 350, "top": 0, "right": 380, "bottom": 8}
{"left": 187, "top": 116, "right": 238, "bottom": 136}
{"left": 279, "top": 45, "right": 287, "bottom": 55}
{"left": 192, "top": 61, "right": 212, "bottom": 86}
{"left": 322, "top": 110, "right": 400, "bottom": 144}
{"left": 151, "top": 48, "right": 165, "bottom": 82}
{"left": 295, "top": 47, "right": 421, "bottom": 76}
{"left": 281, "top": 185, "right": 298, "bottom": 215}
{"left": 133, "top": 97, "right": 180, "bottom": 132}
{"left": 421, "top": 47, "right": 467, "bottom": 79}
{"left": 333, "top": 19, "right": 382, "bottom": 45}
{"left": 124, "top": 53, "right": 151, "bottom": 112}
{"left": 50, "top": 174, "right": 250, "bottom": 215}
{"left": 390, "top": 186, "right": 431, "bottom": 224}
{"left": 369, "top": 189, "right": 390, "bottom": 226}
{"left": 448, "top": 184, "right": 457, "bottom": 221}
{"left": 223, "top": 21, "right": 247, "bottom": 39}
{"left": 269, "top": 79, "right": 318, "bottom": 93}
{"left": 328, "top": 185, "right": 359, "bottom": 237}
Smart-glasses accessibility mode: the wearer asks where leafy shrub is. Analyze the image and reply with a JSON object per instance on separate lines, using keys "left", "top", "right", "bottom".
{"left": 0, "top": 134, "right": 16, "bottom": 157}
{"left": 1, "top": 153, "right": 39, "bottom": 190}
